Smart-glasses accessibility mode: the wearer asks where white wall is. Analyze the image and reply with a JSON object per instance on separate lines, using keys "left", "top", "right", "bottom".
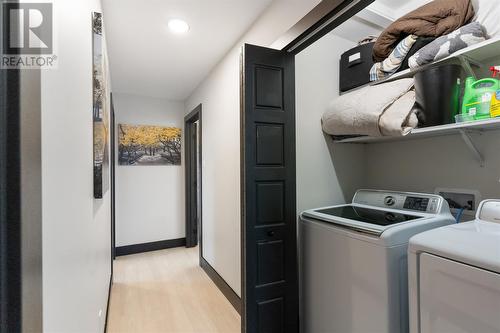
{"left": 364, "top": 132, "right": 500, "bottom": 209}
{"left": 295, "top": 32, "right": 367, "bottom": 213}
{"left": 113, "top": 93, "right": 185, "bottom": 246}
{"left": 41, "top": 0, "right": 111, "bottom": 332}
{"left": 185, "top": 0, "right": 321, "bottom": 296}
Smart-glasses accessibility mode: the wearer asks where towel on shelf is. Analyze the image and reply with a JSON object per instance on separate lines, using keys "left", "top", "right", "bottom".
{"left": 379, "top": 90, "right": 418, "bottom": 136}
{"left": 408, "top": 22, "right": 486, "bottom": 69}
{"left": 373, "top": 0, "right": 475, "bottom": 62}
{"left": 370, "top": 35, "right": 418, "bottom": 82}
{"left": 322, "top": 78, "right": 417, "bottom": 137}
{"left": 399, "top": 37, "right": 436, "bottom": 71}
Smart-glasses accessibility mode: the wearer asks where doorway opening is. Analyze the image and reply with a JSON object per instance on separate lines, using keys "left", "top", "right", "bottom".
{"left": 184, "top": 104, "right": 202, "bottom": 250}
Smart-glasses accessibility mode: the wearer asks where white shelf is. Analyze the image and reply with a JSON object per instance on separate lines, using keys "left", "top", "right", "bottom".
{"left": 334, "top": 38, "right": 500, "bottom": 166}
{"left": 334, "top": 118, "right": 500, "bottom": 144}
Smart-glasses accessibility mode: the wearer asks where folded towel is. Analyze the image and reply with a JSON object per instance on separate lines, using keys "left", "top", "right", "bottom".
{"left": 370, "top": 35, "right": 418, "bottom": 82}
{"left": 322, "top": 78, "right": 416, "bottom": 137}
{"left": 408, "top": 22, "right": 486, "bottom": 69}
{"left": 379, "top": 90, "right": 419, "bottom": 136}
{"left": 399, "top": 37, "right": 436, "bottom": 71}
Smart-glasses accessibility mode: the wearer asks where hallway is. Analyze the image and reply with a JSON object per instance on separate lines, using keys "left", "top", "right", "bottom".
{"left": 107, "top": 247, "right": 240, "bottom": 333}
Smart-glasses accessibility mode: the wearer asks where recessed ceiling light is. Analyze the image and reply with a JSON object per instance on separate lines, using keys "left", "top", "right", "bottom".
{"left": 168, "top": 19, "right": 190, "bottom": 34}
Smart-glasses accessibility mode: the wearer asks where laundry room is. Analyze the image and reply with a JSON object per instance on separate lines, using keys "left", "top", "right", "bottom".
{"left": 293, "top": 0, "right": 500, "bottom": 332}
{"left": 296, "top": 0, "right": 500, "bottom": 218}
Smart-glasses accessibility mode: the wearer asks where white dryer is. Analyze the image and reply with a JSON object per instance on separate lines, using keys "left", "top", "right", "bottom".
{"left": 408, "top": 199, "right": 500, "bottom": 333}
{"left": 300, "top": 190, "right": 454, "bottom": 333}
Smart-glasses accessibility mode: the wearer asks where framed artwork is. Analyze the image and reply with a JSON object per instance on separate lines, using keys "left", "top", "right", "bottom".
{"left": 93, "top": 12, "right": 109, "bottom": 199}
{"left": 118, "top": 124, "right": 182, "bottom": 166}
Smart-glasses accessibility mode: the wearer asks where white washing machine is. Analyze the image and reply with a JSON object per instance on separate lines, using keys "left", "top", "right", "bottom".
{"left": 408, "top": 199, "right": 500, "bottom": 333}
{"left": 300, "top": 190, "right": 455, "bottom": 333}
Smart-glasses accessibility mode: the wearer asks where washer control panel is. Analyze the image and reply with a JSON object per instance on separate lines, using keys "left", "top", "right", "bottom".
{"left": 404, "top": 197, "right": 429, "bottom": 211}
{"left": 353, "top": 190, "right": 442, "bottom": 214}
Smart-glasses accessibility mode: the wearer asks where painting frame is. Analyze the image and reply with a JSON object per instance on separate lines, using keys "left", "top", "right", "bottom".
{"left": 93, "top": 11, "right": 110, "bottom": 199}
{"left": 118, "top": 124, "right": 182, "bottom": 166}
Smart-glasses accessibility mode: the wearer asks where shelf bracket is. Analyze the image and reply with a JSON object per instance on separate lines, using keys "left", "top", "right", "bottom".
{"left": 458, "top": 56, "right": 477, "bottom": 79}
{"left": 459, "top": 129, "right": 484, "bottom": 167}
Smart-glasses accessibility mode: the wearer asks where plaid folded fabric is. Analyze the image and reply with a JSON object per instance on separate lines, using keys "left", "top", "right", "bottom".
{"left": 408, "top": 22, "right": 485, "bottom": 69}
{"left": 370, "top": 35, "right": 418, "bottom": 82}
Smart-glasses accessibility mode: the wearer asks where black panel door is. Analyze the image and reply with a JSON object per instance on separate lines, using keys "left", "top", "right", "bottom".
{"left": 241, "top": 44, "right": 297, "bottom": 333}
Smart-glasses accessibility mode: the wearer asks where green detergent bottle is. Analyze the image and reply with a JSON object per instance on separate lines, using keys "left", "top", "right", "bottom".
{"left": 462, "top": 77, "right": 500, "bottom": 120}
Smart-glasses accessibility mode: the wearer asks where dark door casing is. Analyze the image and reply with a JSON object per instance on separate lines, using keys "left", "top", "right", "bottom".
{"left": 0, "top": 11, "right": 22, "bottom": 327}
{"left": 110, "top": 94, "right": 116, "bottom": 263}
{"left": 185, "top": 105, "right": 202, "bottom": 249}
{"left": 241, "top": 44, "right": 297, "bottom": 333}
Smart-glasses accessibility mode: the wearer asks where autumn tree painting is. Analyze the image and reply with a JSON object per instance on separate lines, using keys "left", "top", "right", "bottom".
{"left": 118, "top": 124, "right": 182, "bottom": 166}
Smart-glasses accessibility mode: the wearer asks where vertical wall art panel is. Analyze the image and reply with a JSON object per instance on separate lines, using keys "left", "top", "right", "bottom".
{"left": 93, "top": 12, "right": 109, "bottom": 199}
{"left": 118, "top": 124, "right": 182, "bottom": 166}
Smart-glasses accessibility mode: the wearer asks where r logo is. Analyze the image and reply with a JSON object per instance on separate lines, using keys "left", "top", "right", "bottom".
{"left": 3, "top": 2, "right": 53, "bottom": 54}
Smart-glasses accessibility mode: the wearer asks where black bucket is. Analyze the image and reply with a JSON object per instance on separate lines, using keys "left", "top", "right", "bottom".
{"left": 414, "top": 64, "right": 464, "bottom": 127}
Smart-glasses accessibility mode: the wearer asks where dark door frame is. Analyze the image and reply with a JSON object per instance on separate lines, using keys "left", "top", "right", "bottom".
{"left": 110, "top": 94, "right": 116, "bottom": 264}
{"left": 0, "top": 1, "right": 22, "bottom": 327}
{"left": 184, "top": 104, "right": 202, "bottom": 250}
{"left": 0, "top": 65, "right": 22, "bottom": 333}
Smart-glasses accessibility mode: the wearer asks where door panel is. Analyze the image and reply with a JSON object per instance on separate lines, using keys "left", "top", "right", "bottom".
{"left": 257, "top": 240, "right": 284, "bottom": 285}
{"left": 241, "top": 43, "right": 297, "bottom": 333}
{"left": 256, "top": 182, "right": 284, "bottom": 225}
{"left": 255, "top": 66, "right": 283, "bottom": 109}
{"left": 256, "top": 124, "right": 284, "bottom": 166}
{"left": 258, "top": 298, "right": 284, "bottom": 333}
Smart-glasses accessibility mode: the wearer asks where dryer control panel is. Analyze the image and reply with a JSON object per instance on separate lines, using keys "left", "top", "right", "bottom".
{"left": 478, "top": 200, "right": 500, "bottom": 223}
{"left": 353, "top": 190, "right": 443, "bottom": 214}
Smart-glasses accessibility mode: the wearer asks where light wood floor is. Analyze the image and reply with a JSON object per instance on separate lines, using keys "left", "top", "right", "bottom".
{"left": 107, "top": 246, "right": 240, "bottom": 333}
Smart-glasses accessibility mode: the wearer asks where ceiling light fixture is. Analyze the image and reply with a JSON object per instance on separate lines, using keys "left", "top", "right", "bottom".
{"left": 168, "top": 19, "right": 190, "bottom": 34}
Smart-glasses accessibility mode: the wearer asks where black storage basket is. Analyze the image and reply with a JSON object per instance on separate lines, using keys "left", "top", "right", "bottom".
{"left": 339, "top": 42, "right": 375, "bottom": 93}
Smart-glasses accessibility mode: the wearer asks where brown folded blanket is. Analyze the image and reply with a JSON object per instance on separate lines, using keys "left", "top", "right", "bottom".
{"left": 373, "top": 0, "right": 475, "bottom": 62}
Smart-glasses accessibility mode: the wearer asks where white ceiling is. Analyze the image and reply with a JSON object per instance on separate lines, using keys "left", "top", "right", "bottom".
{"left": 366, "top": 0, "right": 432, "bottom": 22}
{"left": 331, "top": 0, "right": 433, "bottom": 43}
{"left": 102, "top": 0, "right": 273, "bottom": 101}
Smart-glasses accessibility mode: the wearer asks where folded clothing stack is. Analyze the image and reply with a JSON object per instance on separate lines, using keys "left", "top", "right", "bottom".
{"left": 369, "top": 0, "right": 497, "bottom": 82}
{"left": 373, "top": 0, "right": 475, "bottom": 62}
{"left": 369, "top": 35, "right": 418, "bottom": 81}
